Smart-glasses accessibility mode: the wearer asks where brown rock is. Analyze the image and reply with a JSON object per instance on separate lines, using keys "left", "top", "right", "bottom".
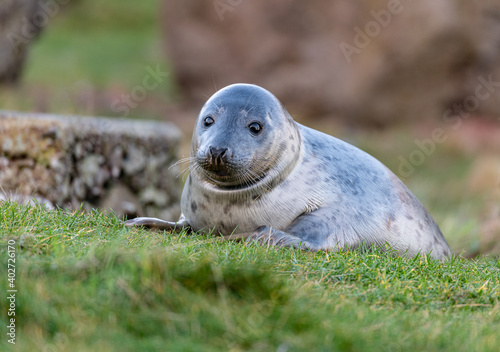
{"left": 162, "top": 0, "right": 500, "bottom": 125}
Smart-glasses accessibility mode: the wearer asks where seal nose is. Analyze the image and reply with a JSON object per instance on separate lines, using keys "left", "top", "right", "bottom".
{"left": 209, "top": 146, "right": 228, "bottom": 165}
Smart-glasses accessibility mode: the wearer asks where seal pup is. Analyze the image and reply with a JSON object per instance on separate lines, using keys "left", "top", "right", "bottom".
{"left": 125, "top": 83, "right": 451, "bottom": 259}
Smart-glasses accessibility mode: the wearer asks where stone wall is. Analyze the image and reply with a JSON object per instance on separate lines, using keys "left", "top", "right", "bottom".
{"left": 0, "top": 110, "right": 182, "bottom": 220}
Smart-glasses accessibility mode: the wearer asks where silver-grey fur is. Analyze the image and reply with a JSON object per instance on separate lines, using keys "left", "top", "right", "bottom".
{"left": 125, "top": 83, "right": 451, "bottom": 259}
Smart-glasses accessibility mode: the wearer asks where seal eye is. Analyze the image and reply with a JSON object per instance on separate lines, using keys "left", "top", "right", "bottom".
{"left": 248, "top": 122, "right": 262, "bottom": 135}
{"left": 204, "top": 116, "right": 214, "bottom": 127}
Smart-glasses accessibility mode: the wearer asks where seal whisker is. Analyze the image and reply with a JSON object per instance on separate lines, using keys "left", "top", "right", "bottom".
{"left": 183, "top": 162, "right": 206, "bottom": 180}
{"left": 243, "top": 91, "right": 257, "bottom": 112}
{"left": 172, "top": 157, "right": 198, "bottom": 179}
{"left": 246, "top": 169, "right": 269, "bottom": 189}
{"left": 176, "top": 166, "right": 193, "bottom": 179}
{"left": 245, "top": 105, "right": 256, "bottom": 115}
{"left": 170, "top": 157, "right": 195, "bottom": 170}
{"left": 241, "top": 171, "right": 259, "bottom": 189}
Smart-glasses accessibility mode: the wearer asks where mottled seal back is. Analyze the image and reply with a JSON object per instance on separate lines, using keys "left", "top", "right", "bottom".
{"left": 126, "top": 83, "right": 451, "bottom": 259}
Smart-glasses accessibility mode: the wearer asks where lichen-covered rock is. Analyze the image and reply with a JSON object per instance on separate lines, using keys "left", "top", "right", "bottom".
{"left": 0, "top": 110, "right": 182, "bottom": 219}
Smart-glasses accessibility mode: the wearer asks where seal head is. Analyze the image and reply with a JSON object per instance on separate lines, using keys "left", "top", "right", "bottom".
{"left": 191, "top": 83, "right": 301, "bottom": 192}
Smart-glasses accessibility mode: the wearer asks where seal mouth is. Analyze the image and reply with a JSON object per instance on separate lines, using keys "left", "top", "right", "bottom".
{"left": 203, "top": 167, "right": 235, "bottom": 180}
{"left": 196, "top": 158, "right": 269, "bottom": 190}
{"left": 211, "top": 169, "right": 232, "bottom": 177}
{"left": 201, "top": 169, "right": 268, "bottom": 190}
{"left": 193, "top": 146, "right": 295, "bottom": 192}
{"left": 198, "top": 160, "right": 235, "bottom": 179}
{"left": 197, "top": 161, "right": 231, "bottom": 177}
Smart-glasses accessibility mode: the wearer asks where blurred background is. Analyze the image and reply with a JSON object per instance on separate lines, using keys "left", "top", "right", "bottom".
{"left": 1, "top": 0, "right": 499, "bottom": 256}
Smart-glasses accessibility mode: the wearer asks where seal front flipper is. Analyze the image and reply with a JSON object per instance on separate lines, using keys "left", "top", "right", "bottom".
{"left": 248, "top": 208, "right": 365, "bottom": 252}
{"left": 248, "top": 214, "right": 340, "bottom": 251}
{"left": 124, "top": 215, "right": 191, "bottom": 232}
{"left": 249, "top": 226, "right": 310, "bottom": 249}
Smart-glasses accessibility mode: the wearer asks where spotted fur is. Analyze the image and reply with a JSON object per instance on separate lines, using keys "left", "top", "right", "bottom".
{"left": 125, "top": 84, "right": 451, "bottom": 259}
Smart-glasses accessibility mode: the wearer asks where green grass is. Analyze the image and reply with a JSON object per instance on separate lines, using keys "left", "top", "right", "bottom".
{"left": 0, "top": 0, "right": 175, "bottom": 117}
{"left": 1, "top": 201, "right": 499, "bottom": 351}
{"left": 25, "top": 0, "right": 165, "bottom": 88}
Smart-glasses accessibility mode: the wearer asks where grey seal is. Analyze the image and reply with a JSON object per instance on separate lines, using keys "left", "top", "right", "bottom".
{"left": 125, "top": 83, "right": 451, "bottom": 259}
